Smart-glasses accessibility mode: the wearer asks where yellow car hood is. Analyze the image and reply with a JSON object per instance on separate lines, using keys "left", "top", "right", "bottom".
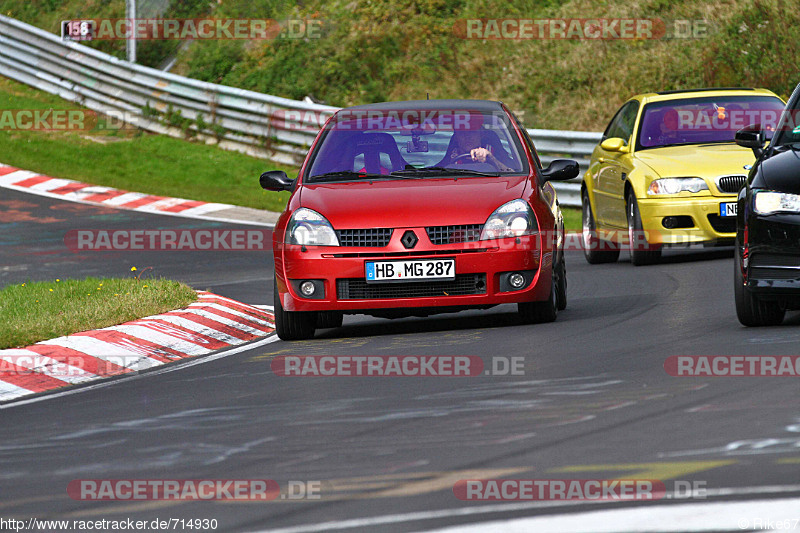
{"left": 634, "top": 143, "right": 756, "bottom": 178}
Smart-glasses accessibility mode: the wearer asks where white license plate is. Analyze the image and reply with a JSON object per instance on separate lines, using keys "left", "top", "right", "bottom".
{"left": 365, "top": 259, "right": 455, "bottom": 282}
{"left": 720, "top": 202, "right": 737, "bottom": 217}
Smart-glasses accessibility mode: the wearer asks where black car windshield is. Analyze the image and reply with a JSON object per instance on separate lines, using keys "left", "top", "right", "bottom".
{"left": 305, "top": 108, "right": 529, "bottom": 182}
{"left": 637, "top": 95, "right": 785, "bottom": 150}
{"left": 770, "top": 96, "right": 800, "bottom": 148}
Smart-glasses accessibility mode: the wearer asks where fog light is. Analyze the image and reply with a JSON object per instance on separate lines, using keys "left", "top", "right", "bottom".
{"left": 508, "top": 272, "right": 525, "bottom": 289}
{"left": 300, "top": 281, "right": 316, "bottom": 296}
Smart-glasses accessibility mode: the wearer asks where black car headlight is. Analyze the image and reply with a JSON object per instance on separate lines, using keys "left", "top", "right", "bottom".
{"left": 754, "top": 191, "right": 800, "bottom": 215}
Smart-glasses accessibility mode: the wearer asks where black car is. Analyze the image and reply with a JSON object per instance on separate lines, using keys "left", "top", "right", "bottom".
{"left": 735, "top": 82, "right": 800, "bottom": 326}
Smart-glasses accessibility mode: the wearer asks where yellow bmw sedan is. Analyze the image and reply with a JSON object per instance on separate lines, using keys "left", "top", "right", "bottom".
{"left": 581, "top": 88, "right": 784, "bottom": 265}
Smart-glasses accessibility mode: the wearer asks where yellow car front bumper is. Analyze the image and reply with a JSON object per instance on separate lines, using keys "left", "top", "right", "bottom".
{"left": 637, "top": 196, "right": 737, "bottom": 245}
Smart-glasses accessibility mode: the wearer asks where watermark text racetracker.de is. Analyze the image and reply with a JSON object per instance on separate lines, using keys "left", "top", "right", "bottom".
{"left": 0, "top": 109, "right": 138, "bottom": 132}
{"left": 67, "top": 479, "right": 323, "bottom": 501}
{"left": 61, "top": 18, "right": 327, "bottom": 41}
{"left": 64, "top": 229, "right": 273, "bottom": 252}
{"left": 452, "top": 18, "right": 709, "bottom": 40}
{"left": 63, "top": 229, "right": 661, "bottom": 252}
{"left": 453, "top": 479, "right": 709, "bottom": 501}
{"left": 0, "top": 355, "right": 155, "bottom": 378}
{"left": 271, "top": 355, "right": 525, "bottom": 377}
{"left": 665, "top": 356, "right": 800, "bottom": 377}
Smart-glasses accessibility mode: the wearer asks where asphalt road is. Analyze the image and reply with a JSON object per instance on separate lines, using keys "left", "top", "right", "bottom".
{"left": 1, "top": 188, "right": 799, "bottom": 532}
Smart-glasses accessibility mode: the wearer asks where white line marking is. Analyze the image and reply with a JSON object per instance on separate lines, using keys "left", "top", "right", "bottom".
{"left": 103, "top": 324, "right": 214, "bottom": 354}
{"left": 247, "top": 487, "right": 800, "bottom": 533}
{"left": 414, "top": 497, "right": 800, "bottom": 533}
{"left": 41, "top": 336, "right": 168, "bottom": 364}
{"left": 0, "top": 380, "right": 35, "bottom": 402}
{"left": 138, "top": 315, "right": 243, "bottom": 345}
{"left": 29, "top": 178, "right": 71, "bottom": 191}
{"left": 188, "top": 302, "right": 275, "bottom": 327}
{"left": 0, "top": 170, "right": 38, "bottom": 185}
{"left": 178, "top": 203, "right": 230, "bottom": 216}
{"left": 100, "top": 192, "right": 148, "bottom": 206}
{"left": 178, "top": 309, "right": 271, "bottom": 336}
{"left": 134, "top": 197, "right": 193, "bottom": 211}
{"left": 0, "top": 335, "right": 279, "bottom": 409}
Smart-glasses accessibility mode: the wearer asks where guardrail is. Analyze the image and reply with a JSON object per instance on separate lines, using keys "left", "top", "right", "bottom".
{"left": 0, "top": 14, "right": 599, "bottom": 207}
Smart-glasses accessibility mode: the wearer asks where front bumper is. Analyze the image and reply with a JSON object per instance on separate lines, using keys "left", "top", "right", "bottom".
{"left": 637, "top": 195, "right": 737, "bottom": 246}
{"left": 275, "top": 233, "right": 552, "bottom": 312}
{"left": 745, "top": 214, "right": 800, "bottom": 296}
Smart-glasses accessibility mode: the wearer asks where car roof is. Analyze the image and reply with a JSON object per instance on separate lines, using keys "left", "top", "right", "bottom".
{"left": 341, "top": 99, "right": 506, "bottom": 112}
{"left": 629, "top": 88, "right": 781, "bottom": 105}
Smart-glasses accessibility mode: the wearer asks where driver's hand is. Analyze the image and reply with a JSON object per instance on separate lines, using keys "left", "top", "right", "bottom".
{"left": 470, "top": 147, "right": 490, "bottom": 162}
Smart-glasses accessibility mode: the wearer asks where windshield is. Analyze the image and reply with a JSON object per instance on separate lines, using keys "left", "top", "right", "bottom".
{"left": 305, "top": 108, "right": 529, "bottom": 182}
{"left": 770, "top": 96, "right": 800, "bottom": 148}
{"left": 637, "top": 95, "right": 785, "bottom": 150}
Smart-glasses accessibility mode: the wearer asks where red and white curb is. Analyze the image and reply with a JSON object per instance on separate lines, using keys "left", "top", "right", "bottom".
{"left": 0, "top": 164, "right": 271, "bottom": 226}
{"left": 0, "top": 291, "right": 275, "bottom": 402}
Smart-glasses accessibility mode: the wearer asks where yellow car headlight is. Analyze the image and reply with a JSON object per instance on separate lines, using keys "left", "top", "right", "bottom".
{"left": 648, "top": 178, "right": 709, "bottom": 195}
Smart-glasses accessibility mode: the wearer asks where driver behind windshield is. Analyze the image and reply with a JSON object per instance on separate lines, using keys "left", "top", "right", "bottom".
{"left": 441, "top": 130, "right": 515, "bottom": 171}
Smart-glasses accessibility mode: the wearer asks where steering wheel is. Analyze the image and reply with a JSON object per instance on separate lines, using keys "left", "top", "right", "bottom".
{"left": 450, "top": 152, "right": 500, "bottom": 169}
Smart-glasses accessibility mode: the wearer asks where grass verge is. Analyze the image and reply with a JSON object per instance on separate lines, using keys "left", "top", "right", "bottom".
{"left": 562, "top": 207, "right": 580, "bottom": 232}
{"left": 0, "top": 77, "right": 296, "bottom": 213}
{"left": 0, "top": 277, "right": 197, "bottom": 349}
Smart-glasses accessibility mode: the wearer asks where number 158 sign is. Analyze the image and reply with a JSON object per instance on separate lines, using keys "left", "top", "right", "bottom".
{"left": 61, "top": 20, "right": 96, "bottom": 41}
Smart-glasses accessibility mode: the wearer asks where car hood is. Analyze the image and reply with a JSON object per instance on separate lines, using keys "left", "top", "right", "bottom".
{"left": 634, "top": 144, "right": 756, "bottom": 178}
{"left": 298, "top": 176, "right": 528, "bottom": 228}
{"left": 760, "top": 147, "right": 800, "bottom": 194}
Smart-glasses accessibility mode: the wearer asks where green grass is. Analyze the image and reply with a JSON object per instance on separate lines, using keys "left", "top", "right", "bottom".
{"left": 0, "top": 77, "right": 296, "bottom": 213}
{"left": 0, "top": 276, "right": 197, "bottom": 349}
{"left": 562, "top": 207, "right": 580, "bottom": 232}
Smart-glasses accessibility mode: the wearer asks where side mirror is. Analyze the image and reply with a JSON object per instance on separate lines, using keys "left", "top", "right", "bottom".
{"left": 260, "top": 170, "right": 294, "bottom": 192}
{"left": 735, "top": 124, "right": 765, "bottom": 159}
{"left": 541, "top": 159, "right": 580, "bottom": 182}
{"left": 599, "top": 137, "right": 628, "bottom": 152}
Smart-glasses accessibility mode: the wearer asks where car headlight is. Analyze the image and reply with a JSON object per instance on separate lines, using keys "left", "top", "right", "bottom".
{"left": 754, "top": 191, "right": 800, "bottom": 215}
{"left": 480, "top": 199, "right": 538, "bottom": 240}
{"left": 647, "top": 177, "right": 709, "bottom": 195}
{"left": 285, "top": 208, "right": 340, "bottom": 246}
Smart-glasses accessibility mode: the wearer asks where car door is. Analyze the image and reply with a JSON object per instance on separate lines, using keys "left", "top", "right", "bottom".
{"left": 594, "top": 101, "right": 639, "bottom": 228}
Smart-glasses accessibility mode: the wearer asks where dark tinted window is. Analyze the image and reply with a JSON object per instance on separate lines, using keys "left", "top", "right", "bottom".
{"left": 603, "top": 101, "right": 639, "bottom": 144}
{"left": 637, "top": 95, "right": 785, "bottom": 150}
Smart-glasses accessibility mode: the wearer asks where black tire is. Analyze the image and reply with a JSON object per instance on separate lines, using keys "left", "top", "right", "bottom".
{"left": 734, "top": 241, "right": 784, "bottom": 326}
{"left": 518, "top": 268, "right": 558, "bottom": 324}
{"left": 582, "top": 189, "right": 620, "bottom": 264}
{"left": 317, "top": 311, "right": 344, "bottom": 329}
{"left": 273, "top": 277, "right": 317, "bottom": 340}
{"left": 626, "top": 191, "right": 661, "bottom": 266}
{"left": 555, "top": 252, "right": 567, "bottom": 311}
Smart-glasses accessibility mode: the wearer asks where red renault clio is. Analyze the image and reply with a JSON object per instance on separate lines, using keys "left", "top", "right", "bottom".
{"left": 260, "top": 100, "right": 578, "bottom": 340}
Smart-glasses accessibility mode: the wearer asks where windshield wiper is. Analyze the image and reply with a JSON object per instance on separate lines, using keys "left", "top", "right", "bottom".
{"left": 391, "top": 166, "right": 501, "bottom": 177}
{"left": 309, "top": 170, "right": 423, "bottom": 182}
{"left": 309, "top": 171, "right": 386, "bottom": 181}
